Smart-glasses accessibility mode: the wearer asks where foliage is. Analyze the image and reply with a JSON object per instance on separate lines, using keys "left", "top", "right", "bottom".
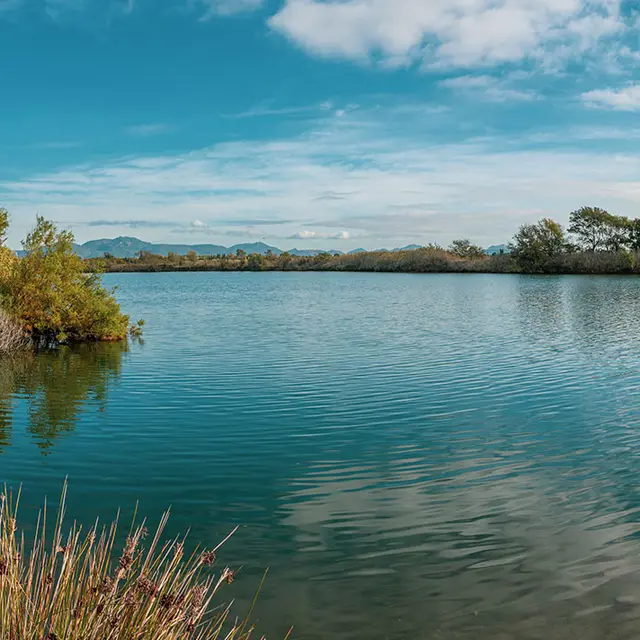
{"left": 0, "top": 483, "right": 265, "bottom": 640}
{"left": 2, "top": 215, "right": 132, "bottom": 346}
{"left": 568, "top": 206, "right": 630, "bottom": 252}
{"left": 0, "top": 247, "right": 17, "bottom": 291}
{"left": 448, "top": 239, "right": 486, "bottom": 260}
{"left": 89, "top": 246, "right": 509, "bottom": 275}
{"left": 247, "top": 254, "right": 265, "bottom": 271}
{"left": 0, "top": 208, "right": 17, "bottom": 292}
{"left": 509, "top": 218, "right": 567, "bottom": 271}
{"left": 626, "top": 218, "right": 640, "bottom": 251}
{"left": 129, "top": 319, "right": 146, "bottom": 338}
{"left": 0, "top": 207, "right": 8, "bottom": 247}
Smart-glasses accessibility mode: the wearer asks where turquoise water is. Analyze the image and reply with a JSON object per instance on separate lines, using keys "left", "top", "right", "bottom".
{"left": 3, "top": 272, "right": 640, "bottom": 639}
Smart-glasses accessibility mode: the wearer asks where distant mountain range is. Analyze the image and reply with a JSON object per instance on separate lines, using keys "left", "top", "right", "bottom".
{"left": 54, "top": 237, "right": 465, "bottom": 259}
{"left": 70, "top": 237, "right": 285, "bottom": 259}
{"left": 17, "top": 236, "right": 508, "bottom": 259}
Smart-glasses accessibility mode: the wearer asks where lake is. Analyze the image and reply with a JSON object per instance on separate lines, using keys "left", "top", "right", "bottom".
{"left": 3, "top": 271, "right": 640, "bottom": 639}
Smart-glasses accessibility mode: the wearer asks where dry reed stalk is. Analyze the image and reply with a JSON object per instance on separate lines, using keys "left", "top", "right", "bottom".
{"left": 0, "top": 482, "right": 267, "bottom": 640}
{"left": 0, "top": 310, "right": 27, "bottom": 355}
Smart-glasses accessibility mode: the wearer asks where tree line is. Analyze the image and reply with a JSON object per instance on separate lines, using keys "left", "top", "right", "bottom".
{"left": 88, "top": 206, "right": 640, "bottom": 276}
{"left": 509, "top": 206, "right": 640, "bottom": 272}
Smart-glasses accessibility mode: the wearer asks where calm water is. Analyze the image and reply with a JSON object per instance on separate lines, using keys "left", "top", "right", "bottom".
{"left": 4, "top": 272, "right": 640, "bottom": 639}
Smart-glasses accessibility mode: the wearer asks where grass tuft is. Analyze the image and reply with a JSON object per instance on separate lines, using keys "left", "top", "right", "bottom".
{"left": 0, "top": 482, "right": 264, "bottom": 640}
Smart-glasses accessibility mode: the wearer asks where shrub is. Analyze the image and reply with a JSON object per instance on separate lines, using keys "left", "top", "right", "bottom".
{"left": 448, "top": 239, "right": 487, "bottom": 260}
{"left": 0, "top": 483, "right": 264, "bottom": 640}
{"left": 3, "top": 215, "right": 131, "bottom": 346}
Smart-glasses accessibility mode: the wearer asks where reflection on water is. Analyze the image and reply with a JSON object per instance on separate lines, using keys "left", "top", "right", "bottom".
{"left": 3, "top": 273, "right": 640, "bottom": 639}
{"left": 0, "top": 341, "right": 126, "bottom": 453}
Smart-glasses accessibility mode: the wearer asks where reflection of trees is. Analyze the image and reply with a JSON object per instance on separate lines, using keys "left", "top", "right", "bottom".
{"left": 0, "top": 341, "right": 127, "bottom": 454}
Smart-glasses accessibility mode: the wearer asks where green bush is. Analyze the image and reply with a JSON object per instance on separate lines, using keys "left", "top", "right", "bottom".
{"left": 1, "top": 214, "right": 133, "bottom": 347}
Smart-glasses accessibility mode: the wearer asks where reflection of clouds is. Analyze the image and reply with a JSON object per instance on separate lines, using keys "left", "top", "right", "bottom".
{"left": 269, "top": 449, "right": 640, "bottom": 639}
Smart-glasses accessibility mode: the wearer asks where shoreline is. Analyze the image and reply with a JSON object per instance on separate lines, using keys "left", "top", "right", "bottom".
{"left": 96, "top": 268, "right": 640, "bottom": 277}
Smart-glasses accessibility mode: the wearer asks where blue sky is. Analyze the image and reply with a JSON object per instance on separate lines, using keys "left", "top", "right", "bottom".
{"left": 1, "top": 0, "right": 639, "bottom": 250}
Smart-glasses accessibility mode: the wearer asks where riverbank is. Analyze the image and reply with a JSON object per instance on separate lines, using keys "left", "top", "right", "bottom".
{"left": 88, "top": 246, "right": 640, "bottom": 276}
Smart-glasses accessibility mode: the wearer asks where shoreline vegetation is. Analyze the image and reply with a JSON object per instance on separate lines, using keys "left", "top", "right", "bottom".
{"left": 0, "top": 208, "right": 142, "bottom": 354}
{"left": 88, "top": 207, "right": 640, "bottom": 277}
{"left": 0, "top": 483, "right": 264, "bottom": 640}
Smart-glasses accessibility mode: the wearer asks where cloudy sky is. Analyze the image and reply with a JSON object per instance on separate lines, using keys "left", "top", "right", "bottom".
{"left": 1, "top": 0, "right": 639, "bottom": 250}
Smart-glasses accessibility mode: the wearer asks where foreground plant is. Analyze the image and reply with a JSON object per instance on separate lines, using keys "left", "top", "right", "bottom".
{"left": 0, "top": 208, "right": 140, "bottom": 348}
{"left": 0, "top": 484, "right": 264, "bottom": 640}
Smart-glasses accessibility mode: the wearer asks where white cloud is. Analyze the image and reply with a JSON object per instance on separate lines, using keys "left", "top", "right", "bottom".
{"left": 582, "top": 85, "right": 640, "bottom": 111}
{"left": 289, "top": 230, "right": 350, "bottom": 240}
{"left": 3, "top": 106, "right": 640, "bottom": 249}
{"left": 439, "top": 75, "right": 537, "bottom": 102}
{"left": 269, "top": 0, "right": 630, "bottom": 70}
{"left": 291, "top": 230, "right": 317, "bottom": 239}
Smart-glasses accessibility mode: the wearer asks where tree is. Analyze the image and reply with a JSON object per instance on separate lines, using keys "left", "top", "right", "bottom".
{"left": 0, "top": 207, "right": 8, "bottom": 246}
{"left": 0, "top": 208, "right": 16, "bottom": 289}
{"left": 448, "top": 239, "right": 486, "bottom": 259}
{"left": 568, "top": 206, "right": 628, "bottom": 252}
{"left": 5, "top": 216, "right": 131, "bottom": 345}
{"left": 510, "top": 218, "right": 567, "bottom": 271}
{"left": 628, "top": 219, "right": 640, "bottom": 251}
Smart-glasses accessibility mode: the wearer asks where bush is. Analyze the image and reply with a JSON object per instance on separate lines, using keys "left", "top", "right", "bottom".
{"left": 0, "top": 483, "right": 262, "bottom": 640}
{"left": 1, "top": 215, "right": 132, "bottom": 346}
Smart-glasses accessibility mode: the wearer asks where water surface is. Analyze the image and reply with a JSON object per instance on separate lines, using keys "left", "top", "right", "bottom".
{"left": 3, "top": 272, "right": 640, "bottom": 639}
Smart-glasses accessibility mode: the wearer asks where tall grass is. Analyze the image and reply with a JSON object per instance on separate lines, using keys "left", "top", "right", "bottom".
{"left": 0, "top": 483, "right": 268, "bottom": 640}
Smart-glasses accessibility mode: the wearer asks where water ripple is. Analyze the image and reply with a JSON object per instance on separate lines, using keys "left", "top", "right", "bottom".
{"left": 4, "top": 272, "right": 640, "bottom": 638}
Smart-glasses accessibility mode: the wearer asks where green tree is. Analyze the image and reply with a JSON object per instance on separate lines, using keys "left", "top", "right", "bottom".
{"left": 0, "top": 208, "right": 16, "bottom": 289}
{"left": 448, "top": 239, "right": 486, "bottom": 259}
{"left": 568, "top": 206, "right": 628, "bottom": 252}
{"left": 5, "top": 216, "right": 131, "bottom": 345}
{"left": 627, "top": 219, "right": 640, "bottom": 251}
{"left": 510, "top": 218, "right": 567, "bottom": 271}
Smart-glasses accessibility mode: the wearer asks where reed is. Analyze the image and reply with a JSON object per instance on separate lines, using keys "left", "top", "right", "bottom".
{"left": 0, "top": 483, "right": 265, "bottom": 640}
